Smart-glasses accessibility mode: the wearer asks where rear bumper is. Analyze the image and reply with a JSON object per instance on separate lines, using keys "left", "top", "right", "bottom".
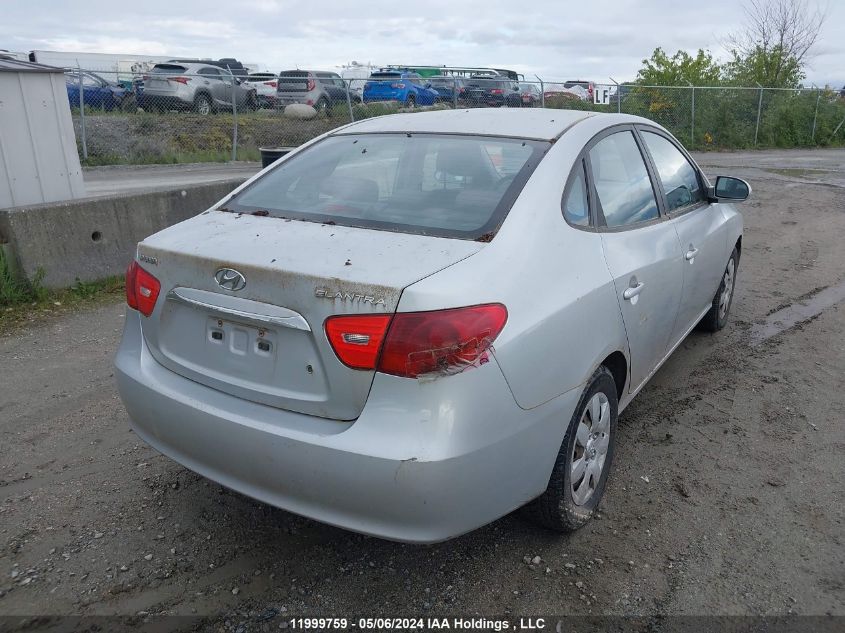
{"left": 115, "top": 311, "right": 578, "bottom": 543}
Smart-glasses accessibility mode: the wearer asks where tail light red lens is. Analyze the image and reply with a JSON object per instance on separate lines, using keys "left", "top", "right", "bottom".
{"left": 125, "top": 261, "right": 161, "bottom": 317}
{"left": 169, "top": 76, "right": 190, "bottom": 85}
{"left": 325, "top": 314, "right": 393, "bottom": 370}
{"left": 379, "top": 304, "right": 507, "bottom": 378}
{"left": 325, "top": 304, "right": 507, "bottom": 378}
{"left": 264, "top": 81, "right": 277, "bottom": 87}
{"left": 491, "top": 89, "right": 504, "bottom": 95}
{"left": 307, "top": 78, "right": 316, "bottom": 91}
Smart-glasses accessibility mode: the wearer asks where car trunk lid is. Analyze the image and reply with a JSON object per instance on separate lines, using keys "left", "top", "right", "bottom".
{"left": 136, "top": 211, "right": 483, "bottom": 421}
{"left": 277, "top": 71, "right": 310, "bottom": 93}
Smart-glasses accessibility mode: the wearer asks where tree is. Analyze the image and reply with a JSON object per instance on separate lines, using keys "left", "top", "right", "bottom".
{"left": 636, "top": 48, "right": 723, "bottom": 86}
{"left": 725, "top": 0, "right": 827, "bottom": 87}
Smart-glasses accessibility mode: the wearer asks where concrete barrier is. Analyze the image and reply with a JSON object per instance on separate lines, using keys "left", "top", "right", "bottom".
{"left": 0, "top": 178, "right": 246, "bottom": 288}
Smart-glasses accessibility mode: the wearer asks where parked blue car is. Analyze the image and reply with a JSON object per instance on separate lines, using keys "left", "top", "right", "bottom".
{"left": 64, "top": 69, "right": 135, "bottom": 111}
{"left": 363, "top": 70, "right": 440, "bottom": 107}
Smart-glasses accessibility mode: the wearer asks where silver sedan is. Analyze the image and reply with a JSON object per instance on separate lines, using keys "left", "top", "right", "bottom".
{"left": 115, "top": 109, "right": 747, "bottom": 542}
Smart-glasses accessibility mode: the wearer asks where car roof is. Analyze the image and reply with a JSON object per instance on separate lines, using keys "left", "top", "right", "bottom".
{"left": 336, "top": 109, "right": 606, "bottom": 141}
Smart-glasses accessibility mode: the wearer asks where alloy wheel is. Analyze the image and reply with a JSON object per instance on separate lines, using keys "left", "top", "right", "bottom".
{"left": 719, "top": 258, "right": 735, "bottom": 320}
{"left": 570, "top": 392, "right": 611, "bottom": 506}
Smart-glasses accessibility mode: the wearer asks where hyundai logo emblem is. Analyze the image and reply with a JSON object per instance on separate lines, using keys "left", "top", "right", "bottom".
{"left": 214, "top": 268, "right": 246, "bottom": 292}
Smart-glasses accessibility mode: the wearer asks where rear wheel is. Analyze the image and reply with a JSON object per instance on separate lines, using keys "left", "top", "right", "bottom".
{"left": 699, "top": 248, "right": 739, "bottom": 332}
{"left": 527, "top": 366, "right": 618, "bottom": 532}
{"left": 405, "top": 94, "right": 416, "bottom": 109}
{"left": 194, "top": 93, "right": 213, "bottom": 115}
{"left": 314, "top": 97, "right": 330, "bottom": 115}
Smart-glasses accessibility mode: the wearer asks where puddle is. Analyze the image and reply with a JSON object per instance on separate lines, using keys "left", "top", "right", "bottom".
{"left": 750, "top": 280, "right": 845, "bottom": 346}
{"left": 759, "top": 167, "right": 845, "bottom": 188}
{"left": 762, "top": 168, "right": 838, "bottom": 180}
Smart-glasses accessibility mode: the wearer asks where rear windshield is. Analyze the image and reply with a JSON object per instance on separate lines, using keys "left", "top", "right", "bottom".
{"left": 279, "top": 71, "right": 308, "bottom": 77}
{"left": 152, "top": 64, "right": 186, "bottom": 73}
{"left": 370, "top": 72, "right": 401, "bottom": 79}
{"left": 224, "top": 134, "right": 549, "bottom": 240}
{"left": 467, "top": 78, "right": 503, "bottom": 87}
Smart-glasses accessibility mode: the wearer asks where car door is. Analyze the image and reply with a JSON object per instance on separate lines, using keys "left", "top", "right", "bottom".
{"left": 218, "top": 68, "right": 239, "bottom": 107}
{"left": 196, "top": 67, "right": 221, "bottom": 105}
{"left": 206, "top": 67, "right": 230, "bottom": 106}
{"left": 638, "top": 127, "right": 728, "bottom": 347}
{"left": 81, "top": 73, "right": 104, "bottom": 108}
{"left": 589, "top": 128, "right": 684, "bottom": 392}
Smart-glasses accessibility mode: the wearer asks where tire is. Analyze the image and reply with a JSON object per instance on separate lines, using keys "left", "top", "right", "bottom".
{"left": 120, "top": 95, "right": 137, "bottom": 113}
{"left": 699, "top": 247, "right": 739, "bottom": 332}
{"left": 405, "top": 94, "right": 416, "bottom": 108}
{"left": 314, "top": 97, "right": 330, "bottom": 114}
{"left": 527, "top": 365, "right": 618, "bottom": 532}
{"left": 194, "top": 93, "right": 213, "bottom": 115}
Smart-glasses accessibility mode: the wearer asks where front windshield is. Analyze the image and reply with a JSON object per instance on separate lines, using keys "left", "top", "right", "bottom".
{"left": 225, "top": 133, "right": 549, "bottom": 240}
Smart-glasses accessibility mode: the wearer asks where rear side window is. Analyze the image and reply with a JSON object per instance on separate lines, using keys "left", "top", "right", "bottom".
{"left": 563, "top": 162, "right": 590, "bottom": 227}
{"left": 640, "top": 131, "right": 704, "bottom": 211}
{"left": 224, "top": 134, "right": 549, "bottom": 240}
{"left": 588, "top": 131, "right": 659, "bottom": 228}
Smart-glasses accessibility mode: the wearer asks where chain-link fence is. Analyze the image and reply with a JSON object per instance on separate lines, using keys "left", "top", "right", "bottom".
{"left": 63, "top": 67, "right": 845, "bottom": 166}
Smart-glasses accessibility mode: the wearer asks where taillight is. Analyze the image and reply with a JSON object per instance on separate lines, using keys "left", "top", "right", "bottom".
{"left": 125, "top": 261, "right": 161, "bottom": 317}
{"left": 391, "top": 82, "right": 406, "bottom": 89}
{"left": 325, "top": 314, "right": 392, "bottom": 370}
{"left": 264, "top": 81, "right": 277, "bottom": 87}
{"left": 325, "top": 304, "right": 507, "bottom": 378}
{"left": 381, "top": 304, "right": 507, "bottom": 378}
{"left": 169, "top": 76, "right": 190, "bottom": 85}
{"left": 491, "top": 89, "right": 503, "bottom": 95}
{"left": 307, "top": 78, "right": 315, "bottom": 91}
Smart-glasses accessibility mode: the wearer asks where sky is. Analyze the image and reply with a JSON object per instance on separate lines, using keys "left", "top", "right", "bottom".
{"left": 1, "top": 0, "right": 842, "bottom": 87}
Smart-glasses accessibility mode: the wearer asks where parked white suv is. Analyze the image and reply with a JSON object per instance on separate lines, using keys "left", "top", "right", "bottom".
{"left": 140, "top": 62, "right": 257, "bottom": 114}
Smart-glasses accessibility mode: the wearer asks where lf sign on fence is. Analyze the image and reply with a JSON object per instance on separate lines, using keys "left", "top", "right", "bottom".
{"left": 593, "top": 85, "right": 613, "bottom": 105}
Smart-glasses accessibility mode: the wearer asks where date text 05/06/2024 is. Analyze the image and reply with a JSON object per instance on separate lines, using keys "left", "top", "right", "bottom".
{"left": 289, "top": 617, "right": 550, "bottom": 631}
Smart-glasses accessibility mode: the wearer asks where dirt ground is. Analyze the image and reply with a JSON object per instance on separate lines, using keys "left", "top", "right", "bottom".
{"left": 1, "top": 149, "right": 843, "bottom": 629}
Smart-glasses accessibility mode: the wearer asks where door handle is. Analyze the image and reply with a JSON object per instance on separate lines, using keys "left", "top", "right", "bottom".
{"left": 685, "top": 247, "right": 699, "bottom": 261}
{"left": 623, "top": 282, "right": 645, "bottom": 300}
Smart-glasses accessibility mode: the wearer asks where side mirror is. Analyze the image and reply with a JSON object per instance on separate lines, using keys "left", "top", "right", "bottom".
{"left": 710, "top": 176, "right": 751, "bottom": 202}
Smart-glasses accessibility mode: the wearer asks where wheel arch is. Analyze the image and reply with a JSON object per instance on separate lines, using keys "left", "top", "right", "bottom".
{"left": 599, "top": 351, "right": 628, "bottom": 401}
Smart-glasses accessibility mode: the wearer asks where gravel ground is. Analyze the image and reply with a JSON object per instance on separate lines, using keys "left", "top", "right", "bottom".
{"left": 1, "top": 149, "right": 843, "bottom": 630}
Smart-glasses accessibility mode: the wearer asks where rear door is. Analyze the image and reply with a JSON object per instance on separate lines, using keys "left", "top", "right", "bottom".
{"left": 365, "top": 72, "right": 402, "bottom": 100}
{"left": 638, "top": 128, "right": 727, "bottom": 347}
{"left": 146, "top": 64, "right": 186, "bottom": 95}
{"left": 590, "top": 128, "right": 684, "bottom": 392}
{"left": 277, "top": 70, "right": 310, "bottom": 101}
{"left": 202, "top": 67, "right": 229, "bottom": 105}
